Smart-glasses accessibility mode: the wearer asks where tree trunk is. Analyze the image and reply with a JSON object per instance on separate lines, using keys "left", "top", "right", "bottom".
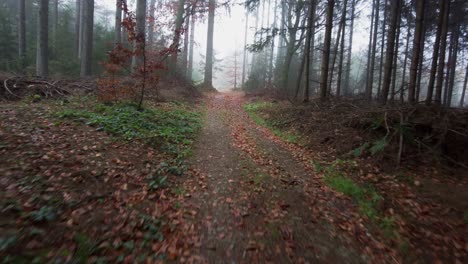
{"left": 78, "top": 0, "right": 84, "bottom": 59}
{"left": 400, "top": 23, "right": 410, "bottom": 103}
{"left": 336, "top": 0, "right": 348, "bottom": 97}
{"left": 380, "top": 0, "right": 400, "bottom": 104}
{"left": 187, "top": 7, "right": 195, "bottom": 80}
{"left": 295, "top": 47, "right": 306, "bottom": 99}
{"left": 319, "top": 0, "right": 335, "bottom": 100}
{"left": 377, "top": 0, "right": 388, "bottom": 97}
{"left": 18, "top": 0, "right": 26, "bottom": 71}
{"left": 75, "top": 0, "right": 81, "bottom": 58}
{"left": 416, "top": 21, "right": 427, "bottom": 102}
{"left": 390, "top": 12, "right": 401, "bottom": 102}
{"left": 148, "top": 0, "right": 156, "bottom": 45}
{"left": 181, "top": 6, "right": 190, "bottom": 75}
{"left": 53, "top": 0, "right": 58, "bottom": 56}
{"left": 446, "top": 26, "right": 459, "bottom": 107}
{"left": 121, "top": 0, "right": 128, "bottom": 46}
{"left": 426, "top": 0, "right": 445, "bottom": 104}
{"left": 328, "top": 16, "right": 344, "bottom": 94}
{"left": 408, "top": 0, "right": 425, "bottom": 103}
{"left": 268, "top": 0, "right": 278, "bottom": 85}
{"left": 114, "top": 0, "right": 122, "bottom": 46}
{"left": 242, "top": 9, "right": 249, "bottom": 88}
{"left": 304, "top": 0, "right": 316, "bottom": 102}
{"left": 36, "top": 0, "right": 49, "bottom": 78}
{"left": 460, "top": 64, "right": 468, "bottom": 108}
{"left": 434, "top": 0, "right": 450, "bottom": 104}
{"left": 344, "top": 0, "right": 355, "bottom": 95}
{"left": 203, "top": 0, "right": 215, "bottom": 88}
{"left": 366, "top": 0, "right": 380, "bottom": 100}
{"left": 365, "top": 0, "right": 376, "bottom": 96}
{"left": 170, "top": 0, "right": 186, "bottom": 70}
{"left": 131, "top": 0, "right": 147, "bottom": 73}
{"left": 80, "top": 0, "right": 94, "bottom": 77}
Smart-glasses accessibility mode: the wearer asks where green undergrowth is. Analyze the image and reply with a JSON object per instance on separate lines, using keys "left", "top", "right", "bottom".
{"left": 244, "top": 102, "right": 301, "bottom": 144}
{"left": 313, "top": 159, "right": 398, "bottom": 240}
{"left": 55, "top": 100, "right": 203, "bottom": 177}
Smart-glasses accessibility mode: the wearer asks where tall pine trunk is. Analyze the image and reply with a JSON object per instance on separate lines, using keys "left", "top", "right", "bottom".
{"left": 408, "top": 0, "right": 425, "bottom": 103}
{"left": 365, "top": 0, "right": 376, "bottom": 96}
{"left": 319, "top": 0, "right": 335, "bottom": 100}
{"left": 366, "top": 0, "right": 380, "bottom": 100}
{"left": 114, "top": 0, "right": 122, "bottom": 46}
{"left": 170, "top": 0, "right": 186, "bottom": 71}
{"left": 446, "top": 26, "right": 458, "bottom": 107}
{"left": 380, "top": 0, "right": 400, "bottom": 104}
{"left": 148, "top": 0, "right": 156, "bottom": 46}
{"left": 336, "top": 0, "right": 348, "bottom": 97}
{"left": 80, "top": 0, "right": 94, "bottom": 77}
{"left": 36, "top": 0, "right": 49, "bottom": 78}
{"left": 18, "top": 0, "right": 26, "bottom": 71}
{"left": 78, "top": 0, "right": 84, "bottom": 59}
{"left": 242, "top": 9, "right": 249, "bottom": 88}
{"left": 181, "top": 7, "right": 190, "bottom": 74}
{"left": 203, "top": 0, "right": 215, "bottom": 88}
{"left": 434, "top": 0, "right": 450, "bottom": 104}
{"left": 377, "top": 0, "right": 388, "bottom": 97}
{"left": 400, "top": 25, "right": 410, "bottom": 103}
{"left": 131, "top": 0, "right": 147, "bottom": 73}
{"left": 344, "top": 0, "right": 355, "bottom": 95}
{"left": 304, "top": 0, "right": 316, "bottom": 102}
{"left": 426, "top": 0, "right": 445, "bottom": 104}
{"left": 187, "top": 8, "right": 195, "bottom": 80}
{"left": 460, "top": 64, "right": 468, "bottom": 107}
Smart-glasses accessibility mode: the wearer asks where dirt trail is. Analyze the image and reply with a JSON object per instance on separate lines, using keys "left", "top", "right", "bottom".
{"left": 188, "top": 93, "right": 377, "bottom": 263}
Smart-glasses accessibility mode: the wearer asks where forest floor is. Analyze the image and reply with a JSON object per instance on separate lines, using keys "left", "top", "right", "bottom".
{"left": 0, "top": 91, "right": 466, "bottom": 263}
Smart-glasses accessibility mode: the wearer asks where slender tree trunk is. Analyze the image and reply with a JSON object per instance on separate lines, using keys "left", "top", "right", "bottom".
{"left": 274, "top": 1, "right": 286, "bottom": 85}
{"left": 36, "top": 0, "right": 49, "bottom": 78}
{"left": 365, "top": 0, "right": 376, "bottom": 96}
{"left": 446, "top": 26, "right": 458, "bottom": 107}
{"left": 400, "top": 21, "right": 410, "bottom": 102}
{"left": 80, "top": 0, "right": 94, "bottom": 77}
{"left": 131, "top": 0, "right": 147, "bottom": 73}
{"left": 53, "top": 0, "right": 58, "bottom": 56}
{"left": 304, "top": 0, "right": 316, "bottom": 102}
{"left": 408, "top": 0, "right": 425, "bottom": 103}
{"left": 203, "top": 0, "right": 215, "bottom": 88}
{"left": 460, "top": 64, "right": 468, "bottom": 107}
{"left": 242, "top": 10, "right": 249, "bottom": 88}
{"left": 434, "top": 0, "right": 450, "bottom": 105}
{"left": 295, "top": 47, "right": 306, "bottom": 99}
{"left": 170, "top": 0, "right": 186, "bottom": 71}
{"left": 328, "top": 17, "right": 344, "bottom": 94}
{"left": 366, "top": 0, "right": 380, "bottom": 100}
{"left": 336, "top": 0, "right": 348, "bottom": 97}
{"left": 148, "top": 0, "right": 156, "bottom": 45}
{"left": 268, "top": 0, "right": 278, "bottom": 85}
{"left": 320, "top": 0, "right": 335, "bottom": 100}
{"left": 377, "top": 0, "right": 388, "bottom": 97}
{"left": 18, "top": 0, "right": 26, "bottom": 71}
{"left": 114, "top": 0, "right": 122, "bottom": 46}
{"left": 187, "top": 8, "right": 195, "bottom": 80}
{"left": 380, "top": 0, "right": 400, "bottom": 104}
{"left": 344, "top": 0, "right": 355, "bottom": 95}
{"left": 181, "top": 7, "right": 190, "bottom": 75}
{"left": 75, "top": 0, "right": 81, "bottom": 58}
{"left": 416, "top": 22, "right": 427, "bottom": 102}
{"left": 78, "top": 0, "right": 84, "bottom": 59}
{"left": 390, "top": 13, "right": 401, "bottom": 102}
{"left": 426, "top": 0, "right": 445, "bottom": 104}
{"left": 122, "top": 0, "right": 128, "bottom": 46}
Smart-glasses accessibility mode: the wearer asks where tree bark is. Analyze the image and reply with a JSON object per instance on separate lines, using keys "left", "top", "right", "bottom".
{"left": 148, "top": 0, "right": 156, "bottom": 46}
{"left": 18, "top": 0, "right": 26, "bottom": 71}
{"left": 380, "top": 0, "right": 400, "bottom": 104}
{"left": 242, "top": 9, "right": 249, "bottom": 88}
{"left": 187, "top": 7, "right": 195, "bottom": 80}
{"left": 75, "top": 0, "right": 81, "bottom": 58}
{"left": 366, "top": 0, "right": 380, "bottom": 100}
{"left": 80, "top": 0, "right": 94, "bottom": 77}
{"left": 181, "top": 6, "right": 190, "bottom": 75}
{"left": 434, "top": 0, "right": 450, "bottom": 104}
{"left": 460, "top": 64, "right": 468, "bottom": 108}
{"left": 131, "top": 0, "right": 147, "bottom": 73}
{"left": 319, "top": 0, "right": 335, "bottom": 100}
{"left": 400, "top": 24, "right": 410, "bottom": 103}
{"left": 426, "top": 0, "right": 445, "bottom": 104}
{"left": 304, "top": 0, "right": 316, "bottom": 102}
{"left": 446, "top": 26, "right": 458, "bottom": 107}
{"left": 377, "top": 0, "right": 388, "bottom": 97}
{"left": 268, "top": 0, "right": 278, "bottom": 85}
{"left": 408, "top": 0, "right": 425, "bottom": 103}
{"left": 390, "top": 11, "right": 401, "bottom": 102}
{"left": 114, "top": 0, "right": 122, "bottom": 46}
{"left": 170, "top": 0, "right": 186, "bottom": 70}
{"left": 78, "top": 0, "right": 85, "bottom": 59}
{"left": 344, "top": 0, "right": 355, "bottom": 95}
{"left": 36, "top": 0, "right": 49, "bottom": 78}
{"left": 203, "top": 0, "right": 215, "bottom": 88}
{"left": 416, "top": 21, "right": 427, "bottom": 102}
{"left": 336, "top": 0, "right": 348, "bottom": 97}
{"left": 365, "top": 0, "right": 376, "bottom": 96}
{"left": 53, "top": 0, "right": 58, "bottom": 56}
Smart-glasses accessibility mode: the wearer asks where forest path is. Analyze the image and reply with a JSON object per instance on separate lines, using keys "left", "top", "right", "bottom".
{"left": 187, "top": 92, "right": 366, "bottom": 263}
